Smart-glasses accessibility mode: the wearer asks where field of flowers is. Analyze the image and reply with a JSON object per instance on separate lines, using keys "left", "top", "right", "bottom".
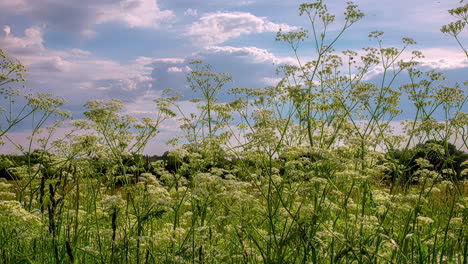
{"left": 0, "top": 147, "right": 467, "bottom": 263}
{"left": 1, "top": 1, "right": 467, "bottom": 263}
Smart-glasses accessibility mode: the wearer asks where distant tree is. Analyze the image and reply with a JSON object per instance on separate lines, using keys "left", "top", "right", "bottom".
{"left": 387, "top": 140, "right": 468, "bottom": 184}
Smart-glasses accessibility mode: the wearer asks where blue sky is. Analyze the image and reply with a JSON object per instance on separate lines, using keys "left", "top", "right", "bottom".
{"left": 0, "top": 0, "right": 467, "bottom": 154}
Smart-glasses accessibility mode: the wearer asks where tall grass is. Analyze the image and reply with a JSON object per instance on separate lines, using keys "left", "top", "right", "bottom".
{"left": 1, "top": 1, "right": 467, "bottom": 263}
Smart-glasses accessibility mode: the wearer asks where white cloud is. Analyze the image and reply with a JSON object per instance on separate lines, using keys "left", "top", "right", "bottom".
{"left": 262, "top": 77, "right": 283, "bottom": 85}
{"left": 0, "top": 0, "right": 28, "bottom": 12}
{"left": 184, "top": 8, "right": 198, "bottom": 17}
{"left": 70, "top": 48, "right": 92, "bottom": 58}
{"left": 167, "top": 66, "right": 185, "bottom": 73}
{"left": 98, "top": 0, "right": 175, "bottom": 28}
{"left": 0, "top": 26, "right": 44, "bottom": 51}
{"left": 237, "top": 1, "right": 256, "bottom": 6}
{"left": 356, "top": 47, "right": 468, "bottom": 81}
{"left": 187, "top": 12, "right": 297, "bottom": 45}
{"left": 205, "top": 45, "right": 296, "bottom": 65}
{"left": 153, "top": 58, "right": 186, "bottom": 64}
{"left": 417, "top": 48, "right": 468, "bottom": 70}
{"left": 124, "top": 90, "right": 164, "bottom": 115}
{"left": 0, "top": 26, "right": 158, "bottom": 104}
{"left": 0, "top": 0, "right": 175, "bottom": 36}
{"left": 2, "top": 25, "right": 11, "bottom": 36}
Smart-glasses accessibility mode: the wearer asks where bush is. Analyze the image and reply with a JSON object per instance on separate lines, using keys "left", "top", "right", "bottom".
{"left": 387, "top": 140, "right": 468, "bottom": 184}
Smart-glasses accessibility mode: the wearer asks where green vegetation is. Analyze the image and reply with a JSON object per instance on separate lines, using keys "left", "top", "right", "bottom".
{"left": 0, "top": 1, "right": 467, "bottom": 263}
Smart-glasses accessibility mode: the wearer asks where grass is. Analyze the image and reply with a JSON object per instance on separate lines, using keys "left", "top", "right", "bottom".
{"left": 0, "top": 151, "right": 466, "bottom": 263}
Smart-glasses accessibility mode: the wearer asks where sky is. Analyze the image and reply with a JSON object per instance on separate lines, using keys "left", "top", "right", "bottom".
{"left": 0, "top": 0, "right": 467, "bottom": 154}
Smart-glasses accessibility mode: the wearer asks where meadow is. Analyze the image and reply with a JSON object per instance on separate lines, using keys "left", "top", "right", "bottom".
{"left": 0, "top": 1, "right": 467, "bottom": 263}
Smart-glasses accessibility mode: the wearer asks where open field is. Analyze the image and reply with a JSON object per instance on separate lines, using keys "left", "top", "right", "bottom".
{"left": 1, "top": 1, "right": 468, "bottom": 263}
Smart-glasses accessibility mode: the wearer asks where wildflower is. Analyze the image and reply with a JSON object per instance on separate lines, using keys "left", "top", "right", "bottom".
{"left": 139, "top": 172, "right": 159, "bottom": 185}
{"left": 461, "top": 168, "right": 468, "bottom": 177}
{"left": 0, "top": 181, "right": 12, "bottom": 190}
{"left": 347, "top": 202, "right": 358, "bottom": 211}
{"left": 440, "top": 180, "right": 455, "bottom": 189}
{"left": 426, "top": 187, "right": 441, "bottom": 194}
{"left": 377, "top": 205, "right": 387, "bottom": 215}
{"left": 0, "top": 200, "right": 43, "bottom": 237}
{"left": 309, "top": 176, "right": 328, "bottom": 184}
{"left": 423, "top": 238, "right": 434, "bottom": 247}
{"left": 372, "top": 190, "right": 391, "bottom": 204}
{"left": 0, "top": 191, "right": 15, "bottom": 200}
{"left": 402, "top": 194, "right": 421, "bottom": 201}
{"left": 414, "top": 158, "right": 433, "bottom": 169}
{"left": 450, "top": 217, "right": 463, "bottom": 227}
{"left": 417, "top": 216, "right": 434, "bottom": 225}
{"left": 147, "top": 185, "right": 171, "bottom": 207}
{"left": 81, "top": 246, "right": 100, "bottom": 256}
{"left": 441, "top": 168, "right": 456, "bottom": 176}
{"left": 100, "top": 194, "right": 126, "bottom": 212}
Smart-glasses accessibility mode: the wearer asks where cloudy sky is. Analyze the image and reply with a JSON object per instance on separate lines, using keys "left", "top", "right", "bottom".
{"left": 0, "top": 0, "right": 467, "bottom": 154}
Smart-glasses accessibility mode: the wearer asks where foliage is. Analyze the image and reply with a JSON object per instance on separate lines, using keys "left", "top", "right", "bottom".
{"left": 387, "top": 140, "right": 468, "bottom": 185}
{"left": 173, "top": 60, "right": 234, "bottom": 168}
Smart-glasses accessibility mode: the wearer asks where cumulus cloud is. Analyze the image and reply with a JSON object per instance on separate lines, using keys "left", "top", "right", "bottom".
{"left": 150, "top": 59, "right": 189, "bottom": 94}
{"left": 236, "top": 1, "right": 256, "bottom": 6}
{"left": 417, "top": 48, "right": 468, "bottom": 70}
{"left": 2, "top": 25, "right": 11, "bottom": 36}
{"left": 153, "top": 58, "right": 185, "bottom": 64}
{"left": 0, "top": 26, "right": 157, "bottom": 105}
{"left": 0, "top": 0, "right": 28, "bottom": 12}
{"left": 187, "top": 12, "right": 297, "bottom": 45}
{"left": 142, "top": 45, "right": 298, "bottom": 102}
{"left": 261, "top": 77, "right": 283, "bottom": 85}
{"left": 0, "top": 26, "right": 44, "bottom": 53}
{"left": 205, "top": 45, "right": 296, "bottom": 65}
{"left": 98, "top": 0, "right": 175, "bottom": 28}
{"left": 0, "top": 0, "right": 174, "bottom": 35}
{"left": 184, "top": 8, "right": 198, "bottom": 17}
{"left": 167, "top": 66, "right": 191, "bottom": 73}
{"left": 353, "top": 47, "right": 468, "bottom": 81}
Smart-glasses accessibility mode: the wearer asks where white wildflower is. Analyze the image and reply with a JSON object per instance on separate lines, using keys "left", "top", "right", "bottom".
{"left": 417, "top": 216, "right": 434, "bottom": 225}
